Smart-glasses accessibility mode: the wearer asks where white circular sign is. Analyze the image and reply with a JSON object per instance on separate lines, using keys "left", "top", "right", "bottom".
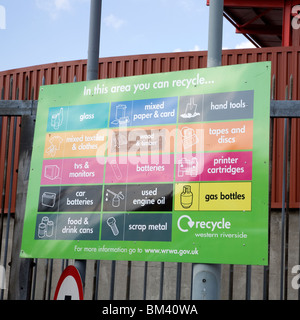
{"left": 54, "top": 266, "right": 83, "bottom": 300}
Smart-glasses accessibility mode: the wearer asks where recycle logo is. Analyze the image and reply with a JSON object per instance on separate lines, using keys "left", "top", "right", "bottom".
{"left": 177, "top": 215, "right": 195, "bottom": 232}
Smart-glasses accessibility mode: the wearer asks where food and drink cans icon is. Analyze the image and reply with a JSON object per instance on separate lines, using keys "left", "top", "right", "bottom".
{"left": 38, "top": 216, "right": 54, "bottom": 238}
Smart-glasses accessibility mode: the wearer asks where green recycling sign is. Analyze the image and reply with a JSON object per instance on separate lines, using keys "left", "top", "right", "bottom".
{"left": 21, "top": 62, "right": 271, "bottom": 265}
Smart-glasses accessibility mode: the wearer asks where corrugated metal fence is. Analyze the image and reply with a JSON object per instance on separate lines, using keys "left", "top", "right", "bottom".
{"left": 0, "top": 47, "right": 300, "bottom": 299}
{"left": 1, "top": 47, "right": 300, "bottom": 208}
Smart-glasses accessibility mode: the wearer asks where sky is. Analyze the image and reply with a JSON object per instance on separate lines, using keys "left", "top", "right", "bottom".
{"left": 0, "top": 0, "right": 255, "bottom": 72}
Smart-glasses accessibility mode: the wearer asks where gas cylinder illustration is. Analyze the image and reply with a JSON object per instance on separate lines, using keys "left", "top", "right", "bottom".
{"left": 180, "top": 185, "right": 193, "bottom": 209}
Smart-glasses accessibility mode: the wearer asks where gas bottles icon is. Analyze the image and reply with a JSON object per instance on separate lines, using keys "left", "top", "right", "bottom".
{"left": 180, "top": 185, "right": 193, "bottom": 209}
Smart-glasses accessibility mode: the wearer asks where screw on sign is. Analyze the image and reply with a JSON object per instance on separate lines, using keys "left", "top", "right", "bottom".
{"left": 53, "top": 265, "right": 84, "bottom": 300}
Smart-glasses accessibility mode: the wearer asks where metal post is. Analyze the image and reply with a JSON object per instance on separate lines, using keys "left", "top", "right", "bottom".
{"left": 207, "top": 0, "right": 224, "bottom": 68}
{"left": 86, "top": 0, "right": 102, "bottom": 81}
{"left": 75, "top": 0, "right": 102, "bottom": 286}
{"left": 192, "top": 0, "right": 223, "bottom": 300}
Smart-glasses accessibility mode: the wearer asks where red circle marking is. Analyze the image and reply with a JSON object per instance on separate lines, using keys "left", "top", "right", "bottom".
{"left": 53, "top": 265, "right": 84, "bottom": 300}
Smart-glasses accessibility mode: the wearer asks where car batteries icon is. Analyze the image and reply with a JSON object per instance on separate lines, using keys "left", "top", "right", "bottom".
{"left": 41, "top": 192, "right": 56, "bottom": 208}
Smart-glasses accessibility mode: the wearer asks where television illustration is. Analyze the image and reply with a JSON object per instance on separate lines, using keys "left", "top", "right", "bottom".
{"left": 44, "top": 165, "right": 60, "bottom": 180}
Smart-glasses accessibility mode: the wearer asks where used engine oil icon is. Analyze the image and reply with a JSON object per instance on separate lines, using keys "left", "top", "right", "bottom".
{"left": 180, "top": 185, "right": 193, "bottom": 209}
{"left": 105, "top": 189, "right": 125, "bottom": 208}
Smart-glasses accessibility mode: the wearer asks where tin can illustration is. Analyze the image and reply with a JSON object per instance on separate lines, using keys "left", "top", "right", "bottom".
{"left": 38, "top": 222, "right": 47, "bottom": 238}
{"left": 46, "top": 220, "right": 54, "bottom": 237}
{"left": 38, "top": 217, "right": 54, "bottom": 238}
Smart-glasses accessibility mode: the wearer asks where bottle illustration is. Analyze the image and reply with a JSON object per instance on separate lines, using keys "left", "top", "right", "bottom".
{"left": 180, "top": 185, "right": 193, "bottom": 209}
{"left": 51, "top": 107, "right": 63, "bottom": 130}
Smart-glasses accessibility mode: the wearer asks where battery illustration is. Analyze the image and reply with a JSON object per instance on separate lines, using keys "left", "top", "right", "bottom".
{"left": 41, "top": 192, "right": 56, "bottom": 208}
